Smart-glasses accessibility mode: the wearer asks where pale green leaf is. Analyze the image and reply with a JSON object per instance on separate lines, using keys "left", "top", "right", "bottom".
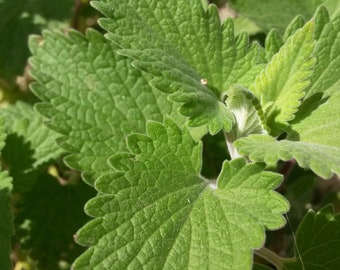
{"left": 250, "top": 22, "right": 316, "bottom": 135}
{"left": 235, "top": 90, "right": 340, "bottom": 178}
{"left": 29, "top": 29, "right": 178, "bottom": 185}
{"left": 225, "top": 85, "right": 268, "bottom": 158}
{"left": 0, "top": 116, "right": 13, "bottom": 270}
{"left": 92, "top": 0, "right": 265, "bottom": 134}
{"left": 303, "top": 8, "right": 340, "bottom": 99}
{"left": 283, "top": 15, "right": 306, "bottom": 41}
{"left": 73, "top": 118, "right": 289, "bottom": 270}
{"left": 235, "top": 134, "right": 340, "bottom": 179}
{"left": 282, "top": 205, "right": 340, "bottom": 270}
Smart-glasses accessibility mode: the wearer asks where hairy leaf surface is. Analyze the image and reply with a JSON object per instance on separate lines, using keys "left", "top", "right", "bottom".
{"left": 251, "top": 22, "right": 315, "bottom": 134}
{"left": 73, "top": 119, "right": 288, "bottom": 270}
{"left": 92, "top": 0, "right": 265, "bottom": 134}
{"left": 235, "top": 90, "right": 340, "bottom": 178}
{"left": 29, "top": 29, "right": 178, "bottom": 185}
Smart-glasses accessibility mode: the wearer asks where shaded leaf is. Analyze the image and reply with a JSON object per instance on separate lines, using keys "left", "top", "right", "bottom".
{"left": 16, "top": 173, "right": 95, "bottom": 270}
{"left": 0, "top": 116, "right": 13, "bottom": 270}
{"left": 0, "top": 101, "right": 64, "bottom": 192}
{"left": 282, "top": 205, "right": 340, "bottom": 270}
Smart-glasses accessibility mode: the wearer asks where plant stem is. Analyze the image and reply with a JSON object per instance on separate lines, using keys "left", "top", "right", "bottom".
{"left": 224, "top": 132, "right": 241, "bottom": 159}
{"left": 254, "top": 247, "right": 285, "bottom": 270}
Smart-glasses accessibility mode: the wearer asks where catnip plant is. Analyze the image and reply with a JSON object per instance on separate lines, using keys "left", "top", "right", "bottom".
{"left": 1, "top": 0, "right": 340, "bottom": 269}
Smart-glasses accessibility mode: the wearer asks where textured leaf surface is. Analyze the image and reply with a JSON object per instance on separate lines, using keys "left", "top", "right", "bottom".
{"left": 304, "top": 8, "right": 340, "bottom": 99}
{"left": 29, "top": 29, "right": 178, "bottom": 185}
{"left": 225, "top": 85, "right": 268, "bottom": 158}
{"left": 235, "top": 90, "right": 340, "bottom": 179}
{"left": 92, "top": 0, "right": 265, "bottom": 134}
{"left": 0, "top": 101, "right": 64, "bottom": 191}
{"left": 282, "top": 205, "right": 340, "bottom": 270}
{"left": 73, "top": 119, "right": 288, "bottom": 270}
{"left": 226, "top": 85, "right": 268, "bottom": 141}
{"left": 0, "top": 116, "right": 13, "bottom": 270}
{"left": 250, "top": 22, "right": 316, "bottom": 134}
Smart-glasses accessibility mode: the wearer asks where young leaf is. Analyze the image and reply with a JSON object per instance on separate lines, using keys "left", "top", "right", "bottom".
{"left": 225, "top": 85, "right": 268, "bottom": 158}
{"left": 250, "top": 22, "right": 316, "bottom": 135}
{"left": 0, "top": 101, "right": 64, "bottom": 192}
{"left": 29, "top": 29, "right": 178, "bottom": 185}
{"left": 303, "top": 7, "right": 340, "bottom": 100}
{"left": 235, "top": 91, "right": 340, "bottom": 179}
{"left": 226, "top": 85, "right": 268, "bottom": 140}
{"left": 282, "top": 205, "right": 340, "bottom": 270}
{"left": 92, "top": 0, "right": 265, "bottom": 134}
{"left": 0, "top": 171, "right": 13, "bottom": 270}
{"left": 73, "top": 118, "right": 289, "bottom": 270}
{"left": 0, "top": 116, "right": 13, "bottom": 270}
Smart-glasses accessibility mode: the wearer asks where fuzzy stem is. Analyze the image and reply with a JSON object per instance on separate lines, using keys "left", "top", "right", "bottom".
{"left": 224, "top": 132, "right": 241, "bottom": 160}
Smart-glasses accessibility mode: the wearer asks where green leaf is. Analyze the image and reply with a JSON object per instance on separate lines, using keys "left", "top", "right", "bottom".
{"left": 235, "top": 134, "right": 340, "bottom": 179}
{"left": 264, "top": 29, "right": 283, "bottom": 61}
{"left": 282, "top": 205, "right": 340, "bottom": 270}
{"left": 0, "top": 101, "right": 64, "bottom": 192}
{"left": 303, "top": 8, "right": 340, "bottom": 99}
{"left": 235, "top": 91, "right": 340, "bottom": 178}
{"left": 0, "top": 171, "right": 13, "bottom": 270}
{"left": 226, "top": 85, "right": 268, "bottom": 139}
{"left": 250, "top": 22, "right": 316, "bottom": 135}
{"left": 225, "top": 85, "right": 268, "bottom": 158}
{"left": 92, "top": 0, "right": 265, "bottom": 134}
{"left": 229, "top": 0, "right": 326, "bottom": 33}
{"left": 73, "top": 118, "right": 289, "bottom": 270}
{"left": 29, "top": 29, "right": 178, "bottom": 185}
{"left": 0, "top": 116, "right": 13, "bottom": 270}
